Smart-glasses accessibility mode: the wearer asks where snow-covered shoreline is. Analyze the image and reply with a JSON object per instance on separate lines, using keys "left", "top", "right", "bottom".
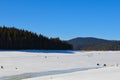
{"left": 0, "top": 51, "right": 120, "bottom": 80}
{"left": 1, "top": 67, "right": 100, "bottom": 80}
{"left": 23, "top": 66, "right": 120, "bottom": 80}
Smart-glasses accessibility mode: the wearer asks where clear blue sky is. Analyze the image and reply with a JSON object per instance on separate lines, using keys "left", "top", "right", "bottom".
{"left": 0, "top": 0, "right": 120, "bottom": 40}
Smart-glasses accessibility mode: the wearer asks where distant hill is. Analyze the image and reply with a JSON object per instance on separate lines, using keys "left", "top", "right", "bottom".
{"left": 82, "top": 41, "right": 120, "bottom": 51}
{"left": 0, "top": 26, "right": 72, "bottom": 50}
{"left": 68, "top": 37, "right": 120, "bottom": 50}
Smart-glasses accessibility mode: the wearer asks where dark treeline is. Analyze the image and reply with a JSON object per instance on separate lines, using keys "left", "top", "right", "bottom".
{"left": 0, "top": 26, "right": 73, "bottom": 50}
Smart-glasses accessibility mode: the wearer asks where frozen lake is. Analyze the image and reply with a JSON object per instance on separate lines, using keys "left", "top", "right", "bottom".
{"left": 0, "top": 51, "right": 120, "bottom": 80}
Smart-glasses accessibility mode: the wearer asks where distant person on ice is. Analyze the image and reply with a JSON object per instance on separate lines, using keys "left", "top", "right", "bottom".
{"left": 1, "top": 66, "right": 3, "bottom": 69}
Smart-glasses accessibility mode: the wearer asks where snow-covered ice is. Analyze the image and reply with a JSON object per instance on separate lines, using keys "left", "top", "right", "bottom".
{"left": 23, "top": 66, "right": 120, "bottom": 80}
{"left": 0, "top": 51, "right": 120, "bottom": 80}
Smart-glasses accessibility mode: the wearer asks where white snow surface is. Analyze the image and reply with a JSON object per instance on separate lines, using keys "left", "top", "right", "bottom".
{"left": 0, "top": 51, "right": 120, "bottom": 80}
{"left": 23, "top": 67, "right": 120, "bottom": 80}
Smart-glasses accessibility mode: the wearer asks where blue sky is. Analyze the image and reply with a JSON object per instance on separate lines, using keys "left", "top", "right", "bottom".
{"left": 0, "top": 0, "right": 120, "bottom": 40}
